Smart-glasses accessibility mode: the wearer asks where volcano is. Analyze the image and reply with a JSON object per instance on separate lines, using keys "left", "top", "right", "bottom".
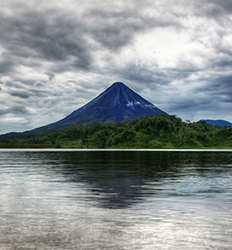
{"left": 40, "top": 82, "right": 167, "bottom": 131}
{"left": 1, "top": 82, "right": 168, "bottom": 137}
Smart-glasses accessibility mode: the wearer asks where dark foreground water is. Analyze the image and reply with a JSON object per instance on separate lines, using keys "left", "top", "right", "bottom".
{"left": 0, "top": 151, "right": 232, "bottom": 250}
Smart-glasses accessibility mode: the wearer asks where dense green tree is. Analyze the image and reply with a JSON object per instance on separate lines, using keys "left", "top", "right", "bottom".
{"left": 0, "top": 115, "right": 232, "bottom": 148}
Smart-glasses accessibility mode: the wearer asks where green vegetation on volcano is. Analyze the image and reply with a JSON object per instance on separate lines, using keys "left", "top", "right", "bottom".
{"left": 1, "top": 116, "right": 232, "bottom": 149}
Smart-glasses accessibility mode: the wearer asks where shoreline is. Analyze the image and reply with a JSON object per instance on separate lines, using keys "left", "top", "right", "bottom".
{"left": 1, "top": 148, "right": 232, "bottom": 152}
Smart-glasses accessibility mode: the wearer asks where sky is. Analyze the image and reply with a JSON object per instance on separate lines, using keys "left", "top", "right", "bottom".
{"left": 0, "top": 0, "right": 232, "bottom": 134}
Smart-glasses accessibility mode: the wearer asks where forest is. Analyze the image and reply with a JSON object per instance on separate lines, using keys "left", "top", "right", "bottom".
{"left": 0, "top": 115, "right": 232, "bottom": 148}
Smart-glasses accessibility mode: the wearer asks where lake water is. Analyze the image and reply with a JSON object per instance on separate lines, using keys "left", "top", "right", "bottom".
{"left": 0, "top": 151, "right": 232, "bottom": 249}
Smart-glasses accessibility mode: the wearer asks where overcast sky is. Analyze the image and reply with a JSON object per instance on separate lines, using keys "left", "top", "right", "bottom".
{"left": 0, "top": 0, "right": 232, "bottom": 134}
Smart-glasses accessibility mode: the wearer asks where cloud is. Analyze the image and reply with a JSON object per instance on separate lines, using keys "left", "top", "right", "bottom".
{"left": 204, "top": 0, "right": 232, "bottom": 15}
{"left": 0, "top": 9, "right": 93, "bottom": 72}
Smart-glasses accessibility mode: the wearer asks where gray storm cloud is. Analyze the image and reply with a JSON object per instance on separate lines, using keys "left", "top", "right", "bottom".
{"left": 0, "top": 0, "right": 232, "bottom": 134}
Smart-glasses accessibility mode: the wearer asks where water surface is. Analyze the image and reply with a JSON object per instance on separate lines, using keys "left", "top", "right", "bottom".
{"left": 0, "top": 151, "right": 231, "bottom": 249}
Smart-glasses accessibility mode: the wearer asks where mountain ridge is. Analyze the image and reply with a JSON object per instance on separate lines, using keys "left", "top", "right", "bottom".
{"left": 201, "top": 119, "right": 232, "bottom": 128}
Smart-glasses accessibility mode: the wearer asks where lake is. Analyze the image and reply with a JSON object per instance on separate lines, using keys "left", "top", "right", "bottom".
{"left": 0, "top": 151, "right": 231, "bottom": 249}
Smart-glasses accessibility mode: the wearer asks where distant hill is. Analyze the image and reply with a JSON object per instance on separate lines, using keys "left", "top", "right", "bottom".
{"left": 201, "top": 119, "right": 232, "bottom": 128}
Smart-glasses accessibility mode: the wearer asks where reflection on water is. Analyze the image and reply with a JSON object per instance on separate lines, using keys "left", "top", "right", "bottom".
{"left": 0, "top": 151, "right": 232, "bottom": 249}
